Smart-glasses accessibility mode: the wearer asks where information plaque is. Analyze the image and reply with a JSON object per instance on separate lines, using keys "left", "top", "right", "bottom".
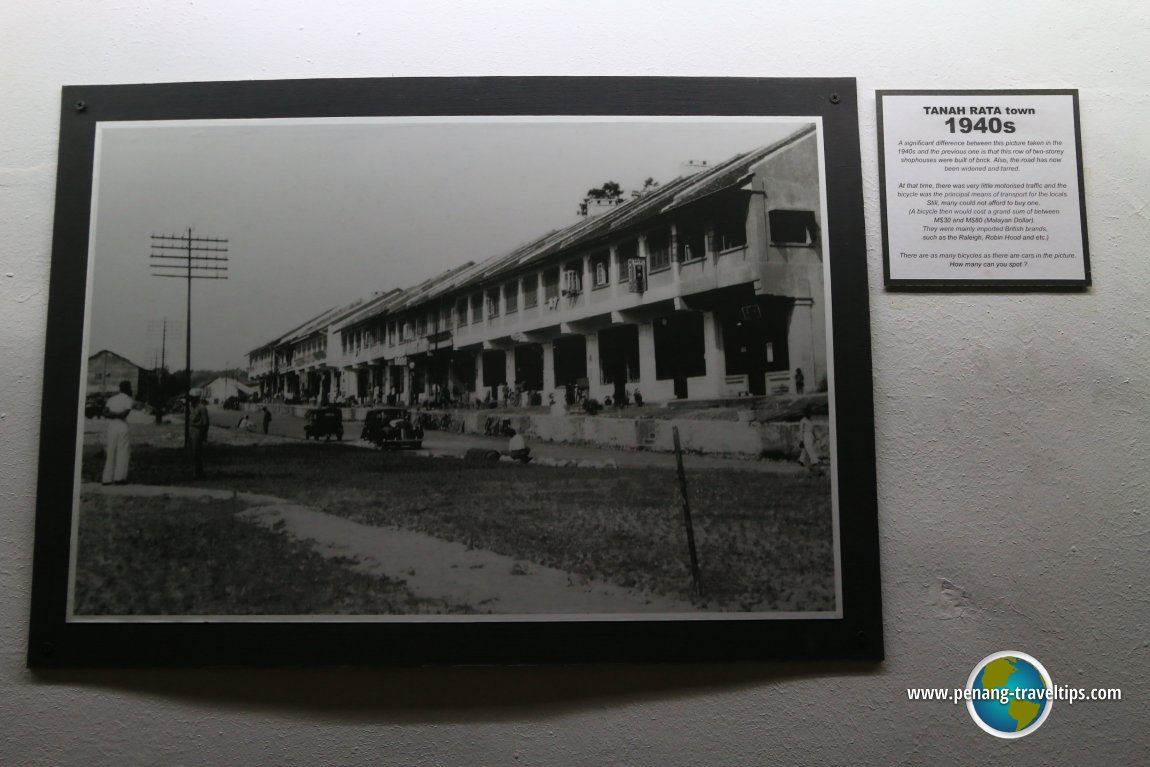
{"left": 878, "top": 90, "right": 1090, "bottom": 288}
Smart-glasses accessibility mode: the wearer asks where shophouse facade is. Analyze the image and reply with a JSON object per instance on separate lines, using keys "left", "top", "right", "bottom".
{"left": 250, "top": 125, "right": 827, "bottom": 407}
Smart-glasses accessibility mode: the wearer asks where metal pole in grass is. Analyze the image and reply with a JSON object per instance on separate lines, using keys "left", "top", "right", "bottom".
{"left": 672, "top": 426, "right": 702, "bottom": 597}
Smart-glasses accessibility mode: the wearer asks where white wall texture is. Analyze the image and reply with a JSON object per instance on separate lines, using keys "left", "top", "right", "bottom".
{"left": 2, "top": 2, "right": 1147, "bottom": 764}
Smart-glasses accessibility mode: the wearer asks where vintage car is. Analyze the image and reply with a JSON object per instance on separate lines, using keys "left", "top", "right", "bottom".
{"left": 84, "top": 393, "right": 106, "bottom": 418}
{"left": 303, "top": 406, "right": 344, "bottom": 441}
{"left": 360, "top": 407, "right": 424, "bottom": 449}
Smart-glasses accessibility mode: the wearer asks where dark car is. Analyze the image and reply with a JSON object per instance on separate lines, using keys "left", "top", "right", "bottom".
{"left": 84, "top": 393, "right": 106, "bottom": 418}
{"left": 360, "top": 408, "right": 424, "bottom": 449}
{"left": 303, "top": 406, "right": 344, "bottom": 441}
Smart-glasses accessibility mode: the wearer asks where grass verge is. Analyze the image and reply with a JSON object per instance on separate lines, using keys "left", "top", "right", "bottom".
{"left": 83, "top": 439, "right": 835, "bottom": 612}
{"left": 74, "top": 492, "right": 470, "bottom": 615}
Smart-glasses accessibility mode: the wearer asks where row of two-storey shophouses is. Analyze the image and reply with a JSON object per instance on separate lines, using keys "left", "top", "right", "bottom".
{"left": 247, "top": 124, "right": 829, "bottom": 410}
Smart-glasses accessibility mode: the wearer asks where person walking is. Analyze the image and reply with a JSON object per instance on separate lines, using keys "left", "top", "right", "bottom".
{"left": 261, "top": 406, "right": 272, "bottom": 435}
{"left": 190, "top": 395, "right": 211, "bottom": 479}
{"left": 101, "top": 381, "right": 134, "bottom": 485}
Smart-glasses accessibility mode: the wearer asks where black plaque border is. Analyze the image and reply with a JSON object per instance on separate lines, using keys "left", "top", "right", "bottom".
{"left": 877, "top": 88, "right": 1091, "bottom": 290}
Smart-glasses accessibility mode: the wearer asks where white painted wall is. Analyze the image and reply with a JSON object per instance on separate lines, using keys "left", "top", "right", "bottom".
{"left": 2, "top": 2, "right": 1147, "bottom": 764}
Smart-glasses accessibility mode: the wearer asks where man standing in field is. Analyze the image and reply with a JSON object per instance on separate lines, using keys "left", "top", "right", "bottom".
{"left": 101, "top": 380, "right": 134, "bottom": 485}
{"left": 261, "top": 406, "right": 272, "bottom": 435}
{"left": 190, "top": 395, "right": 210, "bottom": 479}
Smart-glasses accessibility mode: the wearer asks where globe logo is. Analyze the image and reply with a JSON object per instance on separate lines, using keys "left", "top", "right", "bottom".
{"left": 966, "top": 651, "right": 1053, "bottom": 738}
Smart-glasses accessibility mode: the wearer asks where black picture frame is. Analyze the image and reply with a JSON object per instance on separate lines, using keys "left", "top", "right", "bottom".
{"left": 877, "top": 88, "right": 1091, "bottom": 290}
{"left": 29, "top": 77, "right": 881, "bottom": 667}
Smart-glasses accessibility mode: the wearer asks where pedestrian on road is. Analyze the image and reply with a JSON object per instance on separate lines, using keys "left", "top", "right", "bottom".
{"left": 190, "top": 395, "right": 210, "bottom": 479}
{"left": 261, "top": 406, "right": 272, "bottom": 435}
{"left": 101, "top": 380, "right": 134, "bottom": 485}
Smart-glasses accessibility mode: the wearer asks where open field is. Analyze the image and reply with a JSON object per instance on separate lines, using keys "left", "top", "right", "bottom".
{"left": 78, "top": 428, "right": 835, "bottom": 613}
{"left": 74, "top": 493, "right": 472, "bottom": 616}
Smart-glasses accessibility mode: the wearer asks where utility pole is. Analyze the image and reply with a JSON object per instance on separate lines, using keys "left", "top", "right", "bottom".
{"left": 146, "top": 317, "right": 173, "bottom": 385}
{"left": 150, "top": 228, "right": 229, "bottom": 447}
{"left": 147, "top": 317, "right": 178, "bottom": 423}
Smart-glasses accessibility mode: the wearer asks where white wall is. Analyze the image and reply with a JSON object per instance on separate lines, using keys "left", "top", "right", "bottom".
{"left": 2, "top": 2, "right": 1147, "bottom": 764}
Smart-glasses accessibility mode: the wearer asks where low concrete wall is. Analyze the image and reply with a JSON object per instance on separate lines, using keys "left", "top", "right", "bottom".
{"left": 420, "top": 408, "right": 828, "bottom": 460}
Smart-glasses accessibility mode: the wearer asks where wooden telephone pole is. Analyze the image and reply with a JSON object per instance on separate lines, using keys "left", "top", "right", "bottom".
{"left": 150, "top": 228, "right": 229, "bottom": 447}
{"left": 146, "top": 317, "right": 179, "bottom": 423}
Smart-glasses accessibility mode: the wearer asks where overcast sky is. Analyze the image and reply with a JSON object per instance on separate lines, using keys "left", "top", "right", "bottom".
{"left": 87, "top": 117, "right": 807, "bottom": 370}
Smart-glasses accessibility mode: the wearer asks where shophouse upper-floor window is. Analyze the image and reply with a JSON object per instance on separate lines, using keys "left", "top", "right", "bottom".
{"left": 647, "top": 229, "right": 672, "bottom": 272}
{"left": 677, "top": 220, "right": 707, "bottom": 262}
{"left": 591, "top": 251, "right": 610, "bottom": 288}
{"left": 768, "top": 209, "right": 819, "bottom": 246}
{"left": 616, "top": 240, "right": 638, "bottom": 281}
{"left": 562, "top": 260, "right": 583, "bottom": 295}
{"left": 712, "top": 200, "right": 749, "bottom": 251}
{"left": 543, "top": 268, "right": 561, "bottom": 302}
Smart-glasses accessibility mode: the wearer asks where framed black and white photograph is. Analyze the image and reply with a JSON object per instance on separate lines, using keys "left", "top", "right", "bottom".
{"left": 29, "top": 77, "right": 881, "bottom": 667}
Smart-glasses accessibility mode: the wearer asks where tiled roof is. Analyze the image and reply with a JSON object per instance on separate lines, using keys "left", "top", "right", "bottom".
{"left": 460, "top": 123, "right": 815, "bottom": 284}
{"left": 333, "top": 261, "right": 478, "bottom": 331}
{"left": 250, "top": 296, "right": 369, "bottom": 353}
{"left": 89, "top": 349, "right": 145, "bottom": 370}
{"left": 250, "top": 123, "right": 815, "bottom": 352}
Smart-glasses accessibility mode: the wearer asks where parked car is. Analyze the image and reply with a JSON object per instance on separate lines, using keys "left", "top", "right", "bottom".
{"left": 303, "top": 406, "right": 344, "bottom": 441}
{"left": 84, "top": 393, "right": 106, "bottom": 418}
{"left": 360, "top": 408, "right": 424, "bottom": 449}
